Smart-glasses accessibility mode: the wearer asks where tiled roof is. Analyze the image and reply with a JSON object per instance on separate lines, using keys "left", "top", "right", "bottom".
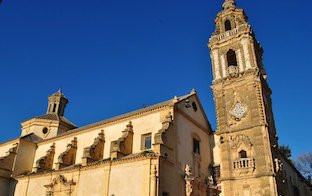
{"left": 35, "top": 113, "right": 76, "bottom": 128}
{"left": 37, "top": 91, "right": 196, "bottom": 143}
{"left": 36, "top": 113, "right": 59, "bottom": 121}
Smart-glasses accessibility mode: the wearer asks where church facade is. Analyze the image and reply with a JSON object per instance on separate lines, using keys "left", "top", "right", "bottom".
{"left": 0, "top": 0, "right": 311, "bottom": 195}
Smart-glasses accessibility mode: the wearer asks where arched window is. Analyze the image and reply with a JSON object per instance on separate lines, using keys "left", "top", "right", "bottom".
{"left": 52, "top": 103, "right": 57, "bottom": 113}
{"left": 227, "top": 49, "right": 238, "bottom": 67}
{"left": 239, "top": 150, "right": 247, "bottom": 158}
{"left": 225, "top": 20, "right": 232, "bottom": 31}
{"left": 193, "top": 138, "right": 200, "bottom": 154}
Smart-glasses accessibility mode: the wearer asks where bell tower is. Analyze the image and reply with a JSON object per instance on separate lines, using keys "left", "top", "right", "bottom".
{"left": 209, "top": 0, "right": 280, "bottom": 195}
{"left": 21, "top": 90, "right": 76, "bottom": 139}
{"left": 47, "top": 90, "right": 68, "bottom": 116}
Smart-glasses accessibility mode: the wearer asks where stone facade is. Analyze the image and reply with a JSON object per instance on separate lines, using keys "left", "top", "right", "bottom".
{"left": 0, "top": 0, "right": 311, "bottom": 196}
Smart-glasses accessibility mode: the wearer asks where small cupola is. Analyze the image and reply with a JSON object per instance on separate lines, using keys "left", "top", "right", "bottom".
{"left": 47, "top": 90, "right": 68, "bottom": 116}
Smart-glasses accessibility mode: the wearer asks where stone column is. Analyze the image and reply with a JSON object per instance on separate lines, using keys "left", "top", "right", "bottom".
{"left": 212, "top": 50, "right": 221, "bottom": 80}
{"left": 221, "top": 55, "right": 227, "bottom": 77}
{"left": 242, "top": 39, "right": 252, "bottom": 70}
{"left": 237, "top": 49, "right": 244, "bottom": 72}
{"left": 150, "top": 165, "right": 157, "bottom": 196}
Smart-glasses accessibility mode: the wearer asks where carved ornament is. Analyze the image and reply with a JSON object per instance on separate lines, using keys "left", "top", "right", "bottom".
{"left": 45, "top": 175, "right": 76, "bottom": 196}
{"left": 34, "top": 143, "right": 55, "bottom": 172}
{"left": 82, "top": 130, "right": 105, "bottom": 166}
{"left": 56, "top": 137, "right": 77, "bottom": 169}
{"left": 154, "top": 112, "right": 172, "bottom": 145}
{"left": 111, "top": 122, "right": 134, "bottom": 159}
{"left": 230, "top": 134, "right": 252, "bottom": 149}
{"left": 229, "top": 101, "right": 248, "bottom": 121}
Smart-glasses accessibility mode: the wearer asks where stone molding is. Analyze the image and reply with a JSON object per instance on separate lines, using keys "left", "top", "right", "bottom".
{"left": 16, "top": 152, "right": 159, "bottom": 179}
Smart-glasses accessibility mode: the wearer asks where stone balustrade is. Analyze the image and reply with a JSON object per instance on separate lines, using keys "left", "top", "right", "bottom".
{"left": 233, "top": 158, "right": 255, "bottom": 169}
{"left": 210, "top": 24, "right": 251, "bottom": 43}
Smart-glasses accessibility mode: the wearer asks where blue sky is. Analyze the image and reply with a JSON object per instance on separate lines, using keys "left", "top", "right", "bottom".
{"left": 0, "top": 0, "right": 311, "bottom": 159}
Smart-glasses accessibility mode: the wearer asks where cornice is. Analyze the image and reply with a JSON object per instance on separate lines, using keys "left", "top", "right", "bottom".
{"left": 16, "top": 152, "right": 160, "bottom": 179}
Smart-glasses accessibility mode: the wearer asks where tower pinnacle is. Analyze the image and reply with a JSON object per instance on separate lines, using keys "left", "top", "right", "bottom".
{"left": 222, "top": 0, "right": 236, "bottom": 10}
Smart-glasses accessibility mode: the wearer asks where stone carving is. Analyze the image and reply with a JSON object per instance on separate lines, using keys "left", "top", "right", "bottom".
{"left": 184, "top": 164, "right": 194, "bottom": 196}
{"left": 207, "top": 175, "right": 214, "bottom": 186}
{"left": 185, "top": 164, "right": 192, "bottom": 176}
{"left": 228, "top": 65, "right": 239, "bottom": 78}
{"left": 45, "top": 175, "right": 76, "bottom": 196}
{"left": 230, "top": 102, "right": 248, "bottom": 121}
{"left": 230, "top": 134, "right": 252, "bottom": 149}
{"left": 34, "top": 143, "right": 55, "bottom": 172}
{"left": 154, "top": 112, "right": 172, "bottom": 145}
{"left": 82, "top": 130, "right": 105, "bottom": 166}
{"left": 274, "top": 158, "right": 283, "bottom": 173}
{"left": 110, "top": 122, "right": 134, "bottom": 159}
{"left": 56, "top": 138, "right": 77, "bottom": 169}
{"left": 222, "top": 0, "right": 236, "bottom": 10}
{"left": 185, "top": 166, "right": 213, "bottom": 196}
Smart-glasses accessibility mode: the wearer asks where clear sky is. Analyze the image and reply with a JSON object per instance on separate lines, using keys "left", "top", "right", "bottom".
{"left": 0, "top": 0, "right": 311, "bottom": 159}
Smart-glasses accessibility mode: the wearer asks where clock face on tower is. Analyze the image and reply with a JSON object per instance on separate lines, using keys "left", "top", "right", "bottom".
{"left": 230, "top": 102, "right": 248, "bottom": 121}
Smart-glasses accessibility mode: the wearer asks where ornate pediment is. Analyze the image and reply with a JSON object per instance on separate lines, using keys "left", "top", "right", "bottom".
{"left": 45, "top": 175, "right": 76, "bottom": 196}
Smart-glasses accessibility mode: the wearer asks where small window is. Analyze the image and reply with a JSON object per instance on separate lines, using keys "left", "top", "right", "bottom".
{"left": 141, "top": 133, "right": 152, "bottom": 150}
{"left": 42, "top": 127, "right": 48, "bottom": 134}
{"left": 239, "top": 150, "right": 247, "bottom": 158}
{"left": 225, "top": 20, "right": 232, "bottom": 31}
{"left": 227, "top": 49, "right": 238, "bottom": 67}
{"left": 193, "top": 138, "right": 200, "bottom": 154}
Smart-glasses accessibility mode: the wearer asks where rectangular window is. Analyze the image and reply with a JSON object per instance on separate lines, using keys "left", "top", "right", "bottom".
{"left": 141, "top": 133, "right": 152, "bottom": 150}
{"left": 193, "top": 138, "right": 200, "bottom": 154}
